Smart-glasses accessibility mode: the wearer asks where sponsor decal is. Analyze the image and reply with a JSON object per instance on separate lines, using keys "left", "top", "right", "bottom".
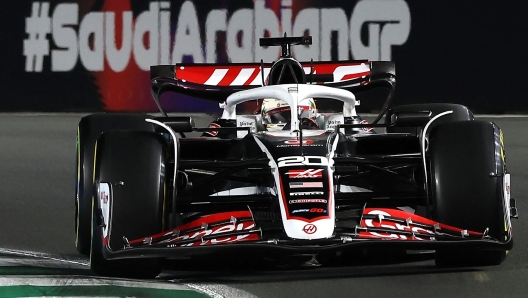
{"left": 310, "top": 208, "right": 326, "bottom": 213}
{"left": 289, "top": 199, "right": 328, "bottom": 204}
{"left": 126, "top": 211, "right": 259, "bottom": 247}
{"left": 290, "top": 182, "right": 323, "bottom": 189}
{"left": 98, "top": 183, "right": 111, "bottom": 245}
{"left": 357, "top": 209, "right": 483, "bottom": 241}
{"left": 326, "top": 120, "right": 343, "bottom": 131}
{"left": 101, "top": 191, "right": 109, "bottom": 204}
{"left": 360, "top": 119, "right": 373, "bottom": 132}
{"left": 277, "top": 139, "right": 324, "bottom": 148}
{"left": 167, "top": 221, "right": 257, "bottom": 247}
{"left": 325, "top": 114, "right": 345, "bottom": 131}
{"left": 362, "top": 209, "right": 433, "bottom": 240}
{"left": 290, "top": 191, "right": 325, "bottom": 196}
{"left": 302, "top": 224, "right": 317, "bottom": 234}
{"left": 292, "top": 208, "right": 326, "bottom": 214}
{"left": 277, "top": 156, "right": 328, "bottom": 167}
{"left": 292, "top": 209, "right": 310, "bottom": 214}
{"left": 239, "top": 121, "right": 255, "bottom": 127}
{"left": 205, "top": 123, "right": 220, "bottom": 136}
{"left": 236, "top": 115, "right": 257, "bottom": 138}
{"left": 286, "top": 169, "right": 323, "bottom": 178}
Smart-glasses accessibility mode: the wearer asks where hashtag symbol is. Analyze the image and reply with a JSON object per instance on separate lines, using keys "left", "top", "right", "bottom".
{"left": 24, "top": 2, "right": 51, "bottom": 72}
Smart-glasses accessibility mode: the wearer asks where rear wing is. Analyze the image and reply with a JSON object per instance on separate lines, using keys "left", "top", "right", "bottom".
{"left": 151, "top": 61, "right": 394, "bottom": 99}
{"left": 150, "top": 60, "right": 395, "bottom": 119}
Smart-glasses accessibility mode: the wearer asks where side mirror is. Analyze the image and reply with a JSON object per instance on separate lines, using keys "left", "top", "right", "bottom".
{"left": 391, "top": 111, "right": 432, "bottom": 127}
{"left": 154, "top": 117, "right": 195, "bottom": 132}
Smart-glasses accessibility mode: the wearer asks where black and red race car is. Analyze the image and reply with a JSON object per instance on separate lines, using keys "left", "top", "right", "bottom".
{"left": 75, "top": 36, "right": 517, "bottom": 278}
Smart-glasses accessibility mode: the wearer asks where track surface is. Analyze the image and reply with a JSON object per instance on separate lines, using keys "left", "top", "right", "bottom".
{"left": 0, "top": 113, "right": 526, "bottom": 298}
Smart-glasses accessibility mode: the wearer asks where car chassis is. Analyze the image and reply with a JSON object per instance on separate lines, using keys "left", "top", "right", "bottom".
{"left": 77, "top": 36, "right": 517, "bottom": 277}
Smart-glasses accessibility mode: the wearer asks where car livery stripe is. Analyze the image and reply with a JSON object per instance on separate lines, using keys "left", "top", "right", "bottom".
{"left": 420, "top": 110, "right": 453, "bottom": 211}
{"left": 145, "top": 118, "right": 179, "bottom": 211}
{"left": 249, "top": 68, "right": 271, "bottom": 85}
{"left": 326, "top": 133, "right": 340, "bottom": 219}
{"left": 231, "top": 68, "right": 257, "bottom": 85}
{"left": 204, "top": 69, "right": 229, "bottom": 85}
{"left": 218, "top": 68, "right": 245, "bottom": 86}
{"left": 175, "top": 62, "right": 370, "bottom": 86}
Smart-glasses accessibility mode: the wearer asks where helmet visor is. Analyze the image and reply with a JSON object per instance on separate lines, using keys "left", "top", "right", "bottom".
{"left": 263, "top": 107, "right": 291, "bottom": 125}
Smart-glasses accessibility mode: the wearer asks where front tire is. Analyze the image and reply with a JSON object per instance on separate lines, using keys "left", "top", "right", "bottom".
{"left": 429, "top": 121, "right": 511, "bottom": 267}
{"left": 90, "top": 130, "right": 167, "bottom": 278}
{"left": 76, "top": 113, "right": 153, "bottom": 255}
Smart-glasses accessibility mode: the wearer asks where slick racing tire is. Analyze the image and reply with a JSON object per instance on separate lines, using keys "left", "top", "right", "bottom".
{"left": 76, "top": 113, "right": 153, "bottom": 255}
{"left": 429, "top": 121, "right": 510, "bottom": 267}
{"left": 90, "top": 131, "right": 166, "bottom": 278}
{"left": 385, "top": 103, "right": 473, "bottom": 134}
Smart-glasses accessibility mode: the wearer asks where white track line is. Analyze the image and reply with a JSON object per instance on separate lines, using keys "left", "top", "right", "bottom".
{"left": 183, "top": 283, "right": 258, "bottom": 298}
{"left": 0, "top": 276, "right": 192, "bottom": 291}
{"left": 0, "top": 248, "right": 258, "bottom": 298}
{"left": 0, "top": 248, "right": 88, "bottom": 267}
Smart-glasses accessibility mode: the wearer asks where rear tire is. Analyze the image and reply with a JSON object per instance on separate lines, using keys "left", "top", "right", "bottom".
{"left": 429, "top": 121, "right": 510, "bottom": 267}
{"left": 76, "top": 113, "right": 153, "bottom": 255}
{"left": 90, "top": 131, "right": 166, "bottom": 278}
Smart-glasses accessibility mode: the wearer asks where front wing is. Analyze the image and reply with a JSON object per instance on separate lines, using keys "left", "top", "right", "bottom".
{"left": 99, "top": 203, "right": 512, "bottom": 261}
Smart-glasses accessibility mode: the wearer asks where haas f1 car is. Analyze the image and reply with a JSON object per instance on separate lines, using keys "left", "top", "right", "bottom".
{"left": 75, "top": 36, "right": 517, "bottom": 278}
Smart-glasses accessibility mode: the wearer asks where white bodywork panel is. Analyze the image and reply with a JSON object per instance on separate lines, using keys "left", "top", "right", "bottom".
{"left": 98, "top": 183, "right": 111, "bottom": 243}
{"left": 236, "top": 115, "right": 258, "bottom": 138}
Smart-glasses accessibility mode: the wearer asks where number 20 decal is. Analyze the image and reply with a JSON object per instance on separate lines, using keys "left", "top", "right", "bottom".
{"left": 277, "top": 156, "right": 328, "bottom": 167}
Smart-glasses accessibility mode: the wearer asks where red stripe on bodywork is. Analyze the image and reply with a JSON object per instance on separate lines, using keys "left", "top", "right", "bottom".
{"left": 218, "top": 68, "right": 243, "bottom": 86}
{"left": 174, "top": 62, "right": 370, "bottom": 86}
{"left": 244, "top": 68, "right": 260, "bottom": 85}
{"left": 341, "top": 71, "right": 370, "bottom": 81}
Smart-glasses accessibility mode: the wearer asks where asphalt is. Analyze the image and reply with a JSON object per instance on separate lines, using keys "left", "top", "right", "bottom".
{"left": 0, "top": 113, "right": 526, "bottom": 298}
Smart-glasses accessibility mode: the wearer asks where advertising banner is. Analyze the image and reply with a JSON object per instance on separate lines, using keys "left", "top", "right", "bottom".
{"left": 1, "top": 1, "right": 526, "bottom": 113}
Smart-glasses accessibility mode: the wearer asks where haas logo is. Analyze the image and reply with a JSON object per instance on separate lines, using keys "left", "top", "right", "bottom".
{"left": 101, "top": 192, "right": 109, "bottom": 204}
{"left": 286, "top": 169, "right": 323, "bottom": 178}
{"left": 302, "top": 224, "right": 317, "bottom": 234}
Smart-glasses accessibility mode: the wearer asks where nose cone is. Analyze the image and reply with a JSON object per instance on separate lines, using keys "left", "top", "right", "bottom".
{"left": 275, "top": 160, "right": 336, "bottom": 240}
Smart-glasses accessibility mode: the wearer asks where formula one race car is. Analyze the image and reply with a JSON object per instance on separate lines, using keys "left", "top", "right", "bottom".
{"left": 75, "top": 36, "right": 517, "bottom": 278}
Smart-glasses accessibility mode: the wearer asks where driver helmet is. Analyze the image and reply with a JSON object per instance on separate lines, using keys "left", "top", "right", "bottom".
{"left": 261, "top": 98, "right": 317, "bottom": 131}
